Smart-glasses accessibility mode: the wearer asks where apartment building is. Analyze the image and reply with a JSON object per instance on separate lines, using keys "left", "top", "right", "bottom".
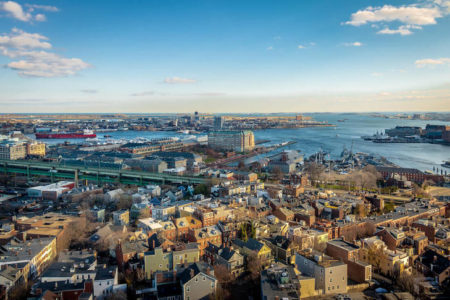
{"left": 208, "top": 130, "right": 255, "bottom": 152}
{"left": 295, "top": 250, "right": 348, "bottom": 295}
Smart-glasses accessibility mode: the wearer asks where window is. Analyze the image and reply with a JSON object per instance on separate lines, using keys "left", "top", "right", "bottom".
{"left": 330, "top": 278, "right": 332, "bottom": 282}
{"left": 211, "top": 283, "right": 215, "bottom": 289}
{"left": 203, "top": 276, "right": 206, "bottom": 281}
{"left": 159, "top": 264, "right": 162, "bottom": 268}
{"left": 186, "top": 286, "right": 190, "bottom": 292}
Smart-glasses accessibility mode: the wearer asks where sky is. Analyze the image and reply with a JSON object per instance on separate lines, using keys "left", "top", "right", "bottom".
{"left": 0, "top": 0, "right": 449, "bottom": 113}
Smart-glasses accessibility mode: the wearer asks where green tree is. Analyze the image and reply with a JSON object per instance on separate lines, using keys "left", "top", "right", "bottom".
{"left": 240, "top": 224, "right": 248, "bottom": 241}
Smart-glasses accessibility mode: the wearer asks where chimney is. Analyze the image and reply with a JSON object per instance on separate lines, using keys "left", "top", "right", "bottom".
{"left": 152, "top": 240, "right": 156, "bottom": 249}
{"left": 190, "top": 269, "right": 195, "bottom": 278}
{"left": 433, "top": 255, "right": 437, "bottom": 262}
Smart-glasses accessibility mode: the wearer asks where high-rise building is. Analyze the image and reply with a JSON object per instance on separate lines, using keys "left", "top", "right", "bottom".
{"left": 208, "top": 130, "right": 255, "bottom": 152}
{"left": 214, "top": 116, "right": 224, "bottom": 129}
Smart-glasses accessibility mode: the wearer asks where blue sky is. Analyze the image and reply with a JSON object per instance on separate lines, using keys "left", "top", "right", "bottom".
{"left": 0, "top": 0, "right": 449, "bottom": 112}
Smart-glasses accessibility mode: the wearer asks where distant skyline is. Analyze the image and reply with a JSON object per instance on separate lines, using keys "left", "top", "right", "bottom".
{"left": 1, "top": 0, "right": 450, "bottom": 112}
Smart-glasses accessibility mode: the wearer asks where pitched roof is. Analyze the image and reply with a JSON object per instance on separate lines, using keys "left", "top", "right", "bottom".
{"left": 178, "top": 262, "right": 214, "bottom": 284}
{"left": 234, "top": 238, "right": 265, "bottom": 252}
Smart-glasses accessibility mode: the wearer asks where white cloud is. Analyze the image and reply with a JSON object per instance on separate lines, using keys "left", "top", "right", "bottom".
{"left": 34, "top": 13, "right": 45, "bottom": 22}
{"left": 415, "top": 57, "right": 450, "bottom": 67}
{"left": 25, "top": 4, "right": 59, "bottom": 12}
{"left": 345, "top": 2, "right": 450, "bottom": 34}
{"left": 371, "top": 72, "right": 383, "bottom": 77}
{"left": 0, "top": 1, "right": 32, "bottom": 21}
{"left": 7, "top": 51, "right": 90, "bottom": 77}
{"left": 343, "top": 41, "right": 363, "bottom": 47}
{"left": 345, "top": 4, "right": 442, "bottom": 26}
{"left": 0, "top": 28, "right": 51, "bottom": 54}
{"left": 0, "top": 1, "right": 58, "bottom": 22}
{"left": 0, "top": 29, "right": 90, "bottom": 77}
{"left": 297, "top": 42, "right": 315, "bottom": 49}
{"left": 266, "top": 46, "right": 273, "bottom": 51}
{"left": 164, "top": 77, "right": 196, "bottom": 84}
{"left": 377, "top": 24, "right": 422, "bottom": 35}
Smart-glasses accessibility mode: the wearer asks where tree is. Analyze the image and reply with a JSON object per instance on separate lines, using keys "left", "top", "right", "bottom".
{"left": 271, "top": 166, "right": 283, "bottom": 181}
{"left": 348, "top": 167, "right": 378, "bottom": 191}
{"left": 354, "top": 203, "right": 367, "bottom": 218}
{"left": 397, "top": 270, "right": 424, "bottom": 296}
{"left": 247, "top": 252, "right": 262, "bottom": 280}
{"left": 214, "top": 264, "right": 233, "bottom": 294}
{"left": 105, "top": 290, "right": 127, "bottom": 300}
{"left": 366, "top": 246, "right": 384, "bottom": 273}
{"left": 8, "top": 281, "right": 31, "bottom": 300}
{"left": 117, "top": 194, "right": 133, "bottom": 210}
{"left": 138, "top": 208, "right": 151, "bottom": 219}
{"left": 58, "top": 216, "right": 93, "bottom": 251}
{"left": 249, "top": 222, "right": 256, "bottom": 239}
{"left": 304, "top": 162, "right": 325, "bottom": 186}
{"left": 240, "top": 224, "right": 248, "bottom": 241}
{"left": 194, "top": 183, "right": 210, "bottom": 196}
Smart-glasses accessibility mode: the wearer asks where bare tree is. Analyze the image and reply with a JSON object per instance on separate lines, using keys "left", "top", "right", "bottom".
{"left": 271, "top": 166, "right": 284, "bottom": 181}
{"left": 397, "top": 269, "right": 424, "bottom": 296}
{"left": 138, "top": 208, "right": 151, "bottom": 219}
{"left": 105, "top": 290, "right": 127, "bottom": 300}
{"left": 246, "top": 252, "right": 262, "bottom": 280}
{"left": 366, "top": 246, "right": 384, "bottom": 273}
{"left": 214, "top": 264, "right": 233, "bottom": 284}
{"left": 304, "top": 162, "right": 325, "bottom": 186}
{"left": 117, "top": 194, "right": 133, "bottom": 210}
{"left": 349, "top": 168, "right": 378, "bottom": 191}
{"left": 354, "top": 203, "right": 367, "bottom": 218}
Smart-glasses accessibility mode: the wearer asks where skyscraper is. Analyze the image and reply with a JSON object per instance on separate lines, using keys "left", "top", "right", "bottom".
{"left": 214, "top": 116, "right": 224, "bottom": 129}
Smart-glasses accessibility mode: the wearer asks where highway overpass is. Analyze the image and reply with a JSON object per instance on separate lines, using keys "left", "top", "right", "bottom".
{"left": 0, "top": 159, "right": 209, "bottom": 186}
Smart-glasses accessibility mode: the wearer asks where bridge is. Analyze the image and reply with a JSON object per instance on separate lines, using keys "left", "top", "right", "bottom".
{"left": 0, "top": 159, "right": 209, "bottom": 186}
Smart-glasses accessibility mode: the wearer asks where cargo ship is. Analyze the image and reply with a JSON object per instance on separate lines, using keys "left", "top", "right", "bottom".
{"left": 35, "top": 129, "right": 96, "bottom": 139}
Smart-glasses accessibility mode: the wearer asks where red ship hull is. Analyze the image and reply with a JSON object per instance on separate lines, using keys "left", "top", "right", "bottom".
{"left": 35, "top": 133, "right": 97, "bottom": 139}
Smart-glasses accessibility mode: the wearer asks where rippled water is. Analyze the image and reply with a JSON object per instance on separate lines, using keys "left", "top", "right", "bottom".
{"left": 35, "top": 113, "right": 449, "bottom": 171}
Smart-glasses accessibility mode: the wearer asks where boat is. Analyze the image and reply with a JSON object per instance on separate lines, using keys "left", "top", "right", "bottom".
{"left": 35, "top": 129, "right": 96, "bottom": 139}
{"left": 442, "top": 161, "right": 450, "bottom": 169}
{"left": 104, "top": 134, "right": 112, "bottom": 138}
{"left": 361, "top": 131, "right": 390, "bottom": 141}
